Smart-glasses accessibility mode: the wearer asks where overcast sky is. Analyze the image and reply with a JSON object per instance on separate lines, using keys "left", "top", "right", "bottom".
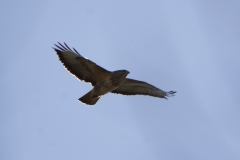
{"left": 1, "top": 0, "right": 240, "bottom": 160}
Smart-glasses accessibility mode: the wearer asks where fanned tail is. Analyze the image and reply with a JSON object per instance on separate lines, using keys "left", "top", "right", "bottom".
{"left": 78, "top": 90, "right": 100, "bottom": 105}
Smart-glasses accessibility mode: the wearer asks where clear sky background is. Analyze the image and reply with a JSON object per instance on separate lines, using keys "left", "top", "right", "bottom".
{"left": 1, "top": 0, "right": 240, "bottom": 160}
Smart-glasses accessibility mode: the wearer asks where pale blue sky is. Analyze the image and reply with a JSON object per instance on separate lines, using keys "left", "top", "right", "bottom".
{"left": 1, "top": 0, "right": 240, "bottom": 160}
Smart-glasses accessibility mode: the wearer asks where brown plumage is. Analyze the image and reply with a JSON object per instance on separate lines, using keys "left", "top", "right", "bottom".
{"left": 53, "top": 42, "right": 176, "bottom": 105}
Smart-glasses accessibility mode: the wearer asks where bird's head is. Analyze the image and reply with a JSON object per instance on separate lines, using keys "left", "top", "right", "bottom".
{"left": 121, "top": 70, "right": 130, "bottom": 74}
{"left": 110, "top": 70, "right": 130, "bottom": 86}
{"left": 116, "top": 70, "right": 130, "bottom": 76}
{"left": 111, "top": 70, "right": 130, "bottom": 81}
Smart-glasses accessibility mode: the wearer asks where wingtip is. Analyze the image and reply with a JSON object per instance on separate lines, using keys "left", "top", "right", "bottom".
{"left": 52, "top": 47, "right": 60, "bottom": 53}
{"left": 165, "top": 90, "right": 176, "bottom": 98}
{"left": 53, "top": 42, "right": 81, "bottom": 55}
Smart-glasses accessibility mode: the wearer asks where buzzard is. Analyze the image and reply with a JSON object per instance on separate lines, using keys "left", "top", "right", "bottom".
{"left": 53, "top": 42, "right": 176, "bottom": 105}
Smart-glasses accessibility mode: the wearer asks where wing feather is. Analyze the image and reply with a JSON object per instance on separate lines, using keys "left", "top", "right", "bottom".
{"left": 111, "top": 78, "right": 176, "bottom": 99}
{"left": 53, "top": 42, "right": 111, "bottom": 86}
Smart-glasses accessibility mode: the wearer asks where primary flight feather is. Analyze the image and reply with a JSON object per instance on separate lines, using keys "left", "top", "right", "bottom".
{"left": 53, "top": 42, "right": 176, "bottom": 105}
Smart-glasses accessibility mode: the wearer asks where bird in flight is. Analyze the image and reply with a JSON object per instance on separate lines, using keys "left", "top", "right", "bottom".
{"left": 53, "top": 42, "right": 176, "bottom": 105}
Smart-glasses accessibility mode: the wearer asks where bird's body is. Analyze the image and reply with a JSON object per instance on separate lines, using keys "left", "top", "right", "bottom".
{"left": 53, "top": 42, "right": 176, "bottom": 105}
{"left": 79, "top": 70, "right": 129, "bottom": 105}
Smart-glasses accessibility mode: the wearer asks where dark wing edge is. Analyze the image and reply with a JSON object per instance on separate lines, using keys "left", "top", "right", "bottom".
{"left": 53, "top": 42, "right": 110, "bottom": 86}
{"left": 53, "top": 42, "right": 81, "bottom": 56}
{"left": 111, "top": 78, "right": 176, "bottom": 99}
{"left": 165, "top": 91, "right": 177, "bottom": 98}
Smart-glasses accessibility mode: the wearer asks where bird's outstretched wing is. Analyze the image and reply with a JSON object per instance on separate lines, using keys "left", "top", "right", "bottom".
{"left": 111, "top": 78, "right": 176, "bottom": 99}
{"left": 53, "top": 42, "right": 111, "bottom": 86}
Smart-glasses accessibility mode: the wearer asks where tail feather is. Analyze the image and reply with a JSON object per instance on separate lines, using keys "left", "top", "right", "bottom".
{"left": 78, "top": 90, "right": 100, "bottom": 105}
